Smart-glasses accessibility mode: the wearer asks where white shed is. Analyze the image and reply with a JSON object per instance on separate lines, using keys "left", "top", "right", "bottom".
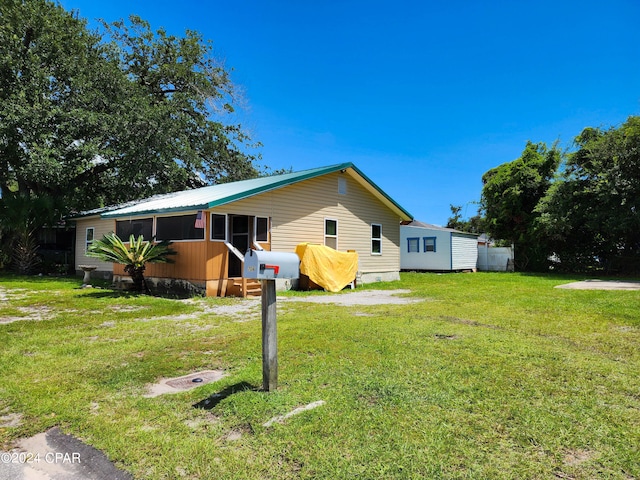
{"left": 400, "top": 221, "right": 478, "bottom": 272}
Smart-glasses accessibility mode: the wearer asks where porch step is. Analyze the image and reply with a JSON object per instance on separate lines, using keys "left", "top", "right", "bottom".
{"left": 232, "top": 279, "right": 262, "bottom": 298}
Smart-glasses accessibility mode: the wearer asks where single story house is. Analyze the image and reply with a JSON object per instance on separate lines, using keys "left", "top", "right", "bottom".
{"left": 72, "top": 163, "right": 413, "bottom": 296}
{"left": 400, "top": 221, "right": 478, "bottom": 272}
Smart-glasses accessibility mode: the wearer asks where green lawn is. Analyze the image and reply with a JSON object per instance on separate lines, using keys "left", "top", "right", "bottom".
{"left": 1, "top": 272, "right": 638, "bottom": 479}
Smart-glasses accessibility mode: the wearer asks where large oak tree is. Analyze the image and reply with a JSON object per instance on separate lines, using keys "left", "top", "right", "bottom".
{"left": 481, "top": 141, "right": 561, "bottom": 271}
{"left": 536, "top": 116, "right": 640, "bottom": 272}
{"left": 0, "top": 0, "right": 260, "bottom": 271}
{"left": 481, "top": 116, "right": 640, "bottom": 273}
{"left": 0, "top": 0, "right": 260, "bottom": 214}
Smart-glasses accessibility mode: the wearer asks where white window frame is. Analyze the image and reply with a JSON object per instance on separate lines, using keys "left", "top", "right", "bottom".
{"left": 85, "top": 227, "right": 95, "bottom": 254}
{"left": 371, "top": 223, "right": 382, "bottom": 255}
{"left": 210, "top": 213, "right": 228, "bottom": 242}
{"left": 324, "top": 218, "right": 338, "bottom": 250}
{"left": 254, "top": 216, "right": 270, "bottom": 243}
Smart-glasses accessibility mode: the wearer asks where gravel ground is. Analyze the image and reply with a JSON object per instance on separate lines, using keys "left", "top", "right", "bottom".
{"left": 281, "top": 289, "right": 422, "bottom": 306}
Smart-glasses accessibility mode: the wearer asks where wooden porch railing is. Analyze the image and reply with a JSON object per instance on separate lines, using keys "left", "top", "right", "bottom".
{"left": 224, "top": 242, "right": 261, "bottom": 297}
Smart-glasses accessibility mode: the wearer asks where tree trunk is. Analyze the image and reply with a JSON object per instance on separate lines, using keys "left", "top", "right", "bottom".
{"left": 125, "top": 265, "right": 149, "bottom": 293}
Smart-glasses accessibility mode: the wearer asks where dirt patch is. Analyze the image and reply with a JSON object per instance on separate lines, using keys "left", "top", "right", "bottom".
{"left": 110, "top": 305, "right": 146, "bottom": 313}
{"left": 176, "top": 322, "right": 218, "bottom": 332}
{"left": 0, "top": 412, "right": 22, "bottom": 428}
{"left": 555, "top": 280, "right": 640, "bottom": 290}
{"left": 0, "top": 306, "right": 54, "bottom": 325}
{"left": 0, "top": 287, "right": 27, "bottom": 302}
{"left": 563, "top": 448, "right": 595, "bottom": 466}
{"left": 222, "top": 424, "right": 253, "bottom": 442}
{"left": 206, "top": 301, "right": 260, "bottom": 319}
{"left": 440, "top": 315, "right": 501, "bottom": 330}
{"left": 144, "top": 369, "right": 227, "bottom": 398}
{"left": 282, "top": 289, "right": 421, "bottom": 306}
{"left": 434, "top": 334, "right": 460, "bottom": 340}
{"left": 140, "top": 299, "right": 260, "bottom": 324}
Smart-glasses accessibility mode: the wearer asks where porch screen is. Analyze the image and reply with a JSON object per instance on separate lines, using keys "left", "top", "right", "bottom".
{"left": 116, "top": 218, "right": 153, "bottom": 240}
{"left": 156, "top": 214, "right": 204, "bottom": 241}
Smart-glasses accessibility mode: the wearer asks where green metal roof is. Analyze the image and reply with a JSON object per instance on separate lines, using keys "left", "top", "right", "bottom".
{"left": 101, "top": 162, "right": 413, "bottom": 220}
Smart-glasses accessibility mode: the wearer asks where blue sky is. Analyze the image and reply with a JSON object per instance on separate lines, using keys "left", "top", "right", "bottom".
{"left": 60, "top": 0, "right": 640, "bottom": 225}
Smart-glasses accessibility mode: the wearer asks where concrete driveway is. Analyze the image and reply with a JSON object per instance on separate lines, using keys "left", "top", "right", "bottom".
{"left": 0, "top": 427, "right": 132, "bottom": 480}
{"left": 555, "top": 280, "right": 640, "bottom": 290}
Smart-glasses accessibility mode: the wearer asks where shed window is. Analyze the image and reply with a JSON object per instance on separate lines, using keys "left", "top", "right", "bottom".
{"left": 371, "top": 223, "right": 382, "bottom": 255}
{"left": 325, "top": 219, "right": 338, "bottom": 250}
{"left": 211, "top": 213, "right": 227, "bottom": 241}
{"left": 116, "top": 218, "right": 153, "bottom": 240}
{"left": 156, "top": 214, "right": 204, "bottom": 241}
{"left": 407, "top": 237, "right": 419, "bottom": 253}
{"left": 256, "top": 217, "right": 269, "bottom": 242}
{"left": 424, "top": 237, "right": 436, "bottom": 252}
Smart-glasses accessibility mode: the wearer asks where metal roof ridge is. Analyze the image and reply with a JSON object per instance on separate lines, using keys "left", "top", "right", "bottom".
{"left": 99, "top": 161, "right": 414, "bottom": 220}
{"left": 102, "top": 163, "right": 355, "bottom": 218}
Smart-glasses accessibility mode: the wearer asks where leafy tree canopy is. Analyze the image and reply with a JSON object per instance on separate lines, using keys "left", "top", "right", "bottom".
{"left": 0, "top": 0, "right": 261, "bottom": 216}
{"left": 481, "top": 141, "right": 562, "bottom": 270}
{"left": 480, "top": 116, "right": 640, "bottom": 273}
{"left": 445, "top": 204, "right": 484, "bottom": 234}
{"left": 536, "top": 116, "right": 640, "bottom": 272}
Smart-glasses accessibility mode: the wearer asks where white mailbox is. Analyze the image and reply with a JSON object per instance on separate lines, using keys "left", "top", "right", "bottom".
{"left": 244, "top": 250, "right": 300, "bottom": 280}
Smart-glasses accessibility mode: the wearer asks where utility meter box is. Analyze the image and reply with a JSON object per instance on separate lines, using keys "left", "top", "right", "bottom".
{"left": 244, "top": 250, "right": 300, "bottom": 280}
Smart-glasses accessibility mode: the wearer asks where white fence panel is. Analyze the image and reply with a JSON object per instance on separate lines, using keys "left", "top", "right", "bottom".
{"left": 477, "top": 245, "right": 514, "bottom": 271}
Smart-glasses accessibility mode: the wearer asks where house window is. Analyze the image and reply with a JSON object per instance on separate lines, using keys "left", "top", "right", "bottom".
{"left": 324, "top": 218, "right": 338, "bottom": 250}
{"left": 85, "top": 227, "right": 94, "bottom": 253}
{"left": 371, "top": 223, "right": 382, "bottom": 255}
{"left": 210, "top": 213, "right": 227, "bottom": 241}
{"left": 424, "top": 237, "right": 436, "bottom": 252}
{"left": 156, "top": 214, "right": 204, "bottom": 241}
{"left": 407, "top": 237, "right": 419, "bottom": 253}
{"left": 116, "top": 218, "right": 153, "bottom": 240}
{"left": 255, "top": 217, "right": 269, "bottom": 242}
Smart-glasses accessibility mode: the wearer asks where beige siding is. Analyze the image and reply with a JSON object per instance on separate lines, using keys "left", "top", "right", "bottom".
{"left": 214, "top": 172, "right": 402, "bottom": 275}
{"left": 74, "top": 216, "right": 115, "bottom": 272}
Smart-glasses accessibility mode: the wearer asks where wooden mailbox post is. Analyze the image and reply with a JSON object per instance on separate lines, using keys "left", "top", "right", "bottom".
{"left": 261, "top": 279, "right": 278, "bottom": 391}
{"left": 244, "top": 250, "right": 300, "bottom": 392}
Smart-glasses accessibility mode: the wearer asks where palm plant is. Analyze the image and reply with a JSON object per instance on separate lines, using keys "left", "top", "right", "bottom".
{"left": 0, "top": 192, "right": 62, "bottom": 274}
{"left": 87, "top": 233, "right": 176, "bottom": 293}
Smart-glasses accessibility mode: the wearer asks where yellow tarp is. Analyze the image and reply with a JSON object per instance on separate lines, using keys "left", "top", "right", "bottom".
{"left": 295, "top": 243, "right": 359, "bottom": 293}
